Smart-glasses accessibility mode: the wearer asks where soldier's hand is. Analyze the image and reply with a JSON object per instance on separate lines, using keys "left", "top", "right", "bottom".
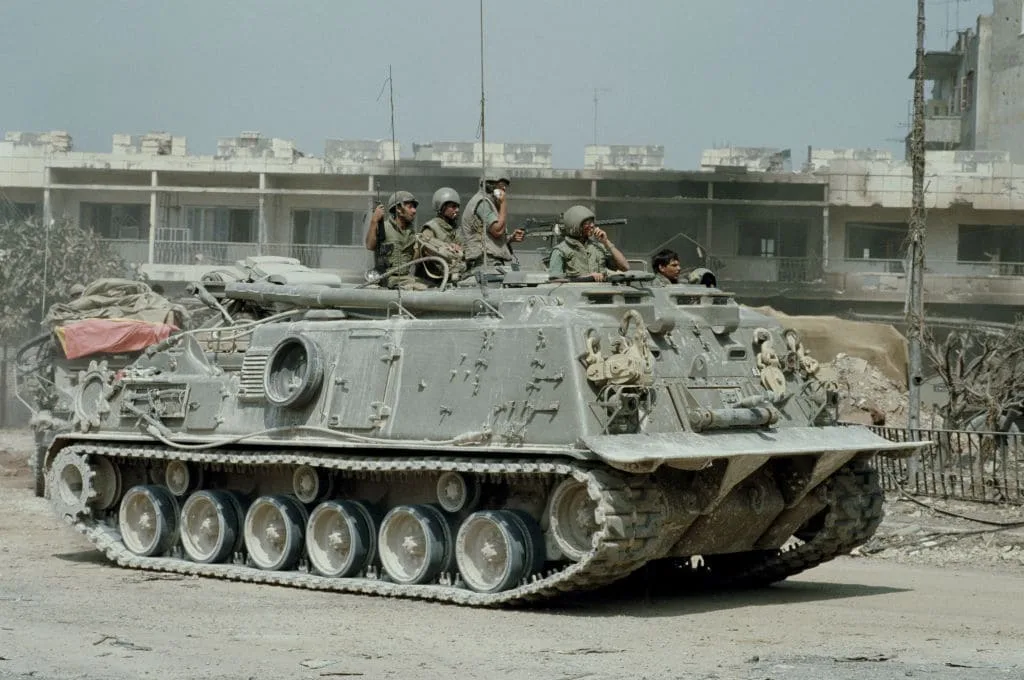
{"left": 592, "top": 227, "right": 609, "bottom": 244}
{"left": 591, "top": 272, "right": 606, "bottom": 282}
{"left": 510, "top": 228, "right": 526, "bottom": 243}
{"left": 371, "top": 204, "right": 385, "bottom": 223}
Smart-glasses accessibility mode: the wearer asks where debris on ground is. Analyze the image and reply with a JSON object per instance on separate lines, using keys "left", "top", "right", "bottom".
{"left": 827, "top": 353, "right": 944, "bottom": 429}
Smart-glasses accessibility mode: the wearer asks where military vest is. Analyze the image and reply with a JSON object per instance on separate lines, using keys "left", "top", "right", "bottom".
{"left": 553, "top": 237, "right": 610, "bottom": 277}
{"left": 652, "top": 272, "right": 674, "bottom": 287}
{"left": 383, "top": 218, "right": 417, "bottom": 273}
{"left": 421, "top": 217, "right": 457, "bottom": 244}
{"left": 458, "top": 191, "right": 513, "bottom": 262}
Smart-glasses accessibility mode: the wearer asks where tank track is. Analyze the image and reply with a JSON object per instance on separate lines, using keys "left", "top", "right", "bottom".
{"left": 696, "top": 460, "right": 884, "bottom": 588}
{"left": 56, "top": 442, "right": 667, "bottom": 607}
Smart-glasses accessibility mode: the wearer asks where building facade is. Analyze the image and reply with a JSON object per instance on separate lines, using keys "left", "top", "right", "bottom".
{"left": 3, "top": 130, "right": 1024, "bottom": 321}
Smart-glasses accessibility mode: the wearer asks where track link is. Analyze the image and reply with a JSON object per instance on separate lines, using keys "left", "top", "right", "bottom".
{"left": 56, "top": 443, "right": 668, "bottom": 607}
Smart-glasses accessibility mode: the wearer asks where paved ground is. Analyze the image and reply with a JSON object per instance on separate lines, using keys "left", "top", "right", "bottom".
{"left": 1, "top": 430, "right": 1022, "bottom": 680}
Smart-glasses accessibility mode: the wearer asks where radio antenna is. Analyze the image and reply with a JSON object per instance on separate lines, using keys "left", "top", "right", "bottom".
{"left": 377, "top": 65, "right": 399, "bottom": 192}
{"left": 478, "top": 0, "right": 489, "bottom": 275}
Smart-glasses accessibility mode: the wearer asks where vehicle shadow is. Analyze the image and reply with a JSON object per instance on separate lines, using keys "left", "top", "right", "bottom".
{"left": 544, "top": 570, "right": 908, "bottom": 618}
{"left": 53, "top": 549, "right": 110, "bottom": 565}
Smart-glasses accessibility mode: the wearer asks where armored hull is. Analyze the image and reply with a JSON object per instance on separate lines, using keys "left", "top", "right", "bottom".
{"left": 42, "top": 273, "right": 917, "bottom": 605}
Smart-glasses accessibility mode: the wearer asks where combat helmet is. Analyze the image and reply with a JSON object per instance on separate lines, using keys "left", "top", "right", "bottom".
{"left": 386, "top": 190, "right": 418, "bottom": 215}
{"left": 561, "top": 205, "right": 595, "bottom": 240}
{"left": 432, "top": 187, "right": 460, "bottom": 215}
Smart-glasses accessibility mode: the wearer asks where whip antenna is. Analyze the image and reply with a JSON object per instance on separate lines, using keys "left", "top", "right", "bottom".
{"left": 479, "top": 0, "right": 488, "bottom": 274}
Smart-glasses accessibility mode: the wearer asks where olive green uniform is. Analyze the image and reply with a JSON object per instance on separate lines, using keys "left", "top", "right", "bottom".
{"left": 548, "top": 237, "right": 614, "bottom": 278}
{"left": 421, "top": 216, "right": 457, "bottom": 244}
{"left": 458, "top": 191, "right": 513, "bottom": 268}
{"left": 652, "top": 272, "right": 675, "bottom": 287}
{"left": 382, "top": 218, "right": 426, "bottom": 290}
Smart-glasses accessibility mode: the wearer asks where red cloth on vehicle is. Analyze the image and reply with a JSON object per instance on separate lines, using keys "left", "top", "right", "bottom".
{"left": 55, "top": 318, "right": 178, "bottom": 359}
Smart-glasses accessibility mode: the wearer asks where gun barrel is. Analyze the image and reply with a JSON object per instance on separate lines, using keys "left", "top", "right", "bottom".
{"left": 594, "top": 218, "right": 628, "bottom": 227}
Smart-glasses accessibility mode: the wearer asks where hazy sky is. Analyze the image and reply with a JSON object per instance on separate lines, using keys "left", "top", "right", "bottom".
{"left": 0, "top": 0, "right": 995, "bottom": 169}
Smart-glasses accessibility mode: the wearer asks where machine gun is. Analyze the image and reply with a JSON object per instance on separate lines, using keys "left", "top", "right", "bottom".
{"left": 519, "top": 217, "right": 628, "bottom": 239}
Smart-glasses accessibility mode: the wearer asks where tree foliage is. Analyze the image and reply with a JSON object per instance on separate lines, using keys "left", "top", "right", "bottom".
{"left": 0, "top": 217, "right": 129, "bottom": 338}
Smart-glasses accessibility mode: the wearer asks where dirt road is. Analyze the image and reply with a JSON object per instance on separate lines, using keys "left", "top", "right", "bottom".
{"left": 1, "top": 432, "right": 1022, "bottom": 680}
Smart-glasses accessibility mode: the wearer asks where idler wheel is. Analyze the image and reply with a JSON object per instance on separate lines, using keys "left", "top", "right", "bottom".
{"left": 118, "top": 485, "right": 179, "bottom": 557}
{"left": 456, "top": 510, "right": 542, "bottom": 593}
{"left": 180, "top": 490, "right": 242, "bottom": 564}
{"left": 378, "top": 504, "right": 452, "bottom": 585}
{"left": 546, "top": 478, "right": 598, "bottom": 562}
{"left": 244, "top": 495, "right": 307, "bottom": 571}
{"left": 306, "top": 500, "right": 378, "bottom": 578}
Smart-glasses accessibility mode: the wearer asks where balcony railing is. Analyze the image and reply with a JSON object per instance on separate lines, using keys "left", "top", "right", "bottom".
{"left": 715, "top": 256, "right": 823, "bottom": 283}
{"left": 102, "top": 239, "right": 367, "bottom": 269}
{"left": 840, "top": 257, "right": 1024, "bottom": 277}
{"left": 100, "top": 239, "right": 1024, "bottom": 284}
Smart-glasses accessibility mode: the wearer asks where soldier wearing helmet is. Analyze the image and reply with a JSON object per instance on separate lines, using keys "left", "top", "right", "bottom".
{"left": 457, "top": 176, "right": 525, "bottom": 272}
{"left": 547, "top": 205, "right": 629, "bottom": 282}
{"left": 416, "top": 187, "right": 466, "bottom": 283}
{"left": 364, "top": 190, "right": 427, "bottom": 290}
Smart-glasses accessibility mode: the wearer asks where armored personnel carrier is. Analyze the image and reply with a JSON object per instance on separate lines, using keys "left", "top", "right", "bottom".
{"left": 41, "top": 269, "right": 917, "bottom": 605}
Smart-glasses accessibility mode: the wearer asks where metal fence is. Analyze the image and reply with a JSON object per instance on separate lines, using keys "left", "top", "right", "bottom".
{"left": 871, "top": 425, "right": 1024, "bottom": 504}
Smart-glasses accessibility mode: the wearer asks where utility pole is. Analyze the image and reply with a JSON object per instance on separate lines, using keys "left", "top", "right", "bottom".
{"left": 906, "top": 0, "right": 927, "bottom": 442}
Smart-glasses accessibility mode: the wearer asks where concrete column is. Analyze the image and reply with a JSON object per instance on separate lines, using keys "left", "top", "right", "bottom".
{"left": 822, "top": 183, "right": 830, "bottom": 272}
{"left": 148, "top": 170, "right": 158, "bottom": 264}
{"left": 705, "top": 182, "right": 714, "bottom": 268}
{"left": 257, "top": 172, "right": 267, "bottom": 255}
{"left": 42, "top": 167, "right": 52, "bottom": 228}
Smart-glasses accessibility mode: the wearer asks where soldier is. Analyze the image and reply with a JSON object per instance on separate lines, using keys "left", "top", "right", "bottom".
{"left": 547, "top": 205, "right": 629, "bottom": 282}
{"left": 458, "top": 176, "right": 525, "bottom": 272}
{"left": 364, "top": 190, "right": 427, "bottom": 290}
{"left": 417, "top": 187, "right": 466, "bottom": 283}
{"left": 651, "top": 248, "right": 681, "bottom": 286}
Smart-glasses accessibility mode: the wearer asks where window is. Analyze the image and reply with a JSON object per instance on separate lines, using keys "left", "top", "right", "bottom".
{"left": 79, "top": 203, "right": 149, "bottom": 239}
{"left": 737, "top": 221, "right": 778, "bottom": 257}
{"left": 736, "top": 219, "right": 808, "bottom": 258}
{"left": 292, "top": 209, "right": 354, "bottom": 245}
{"left": 958, "top": 224, "right": 1024, "bottom": 270}
{"left": 184, "top": 207, "right": 255, "bottom": 242}
{"left": 0, "top": 201, "right": 41, "bottom": 222}
{"left": 845, "top": 222, "right": 907, "bottom": 260}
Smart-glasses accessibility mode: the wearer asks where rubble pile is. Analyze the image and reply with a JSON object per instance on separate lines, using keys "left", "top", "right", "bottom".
{"left": 827, "top": 353, "right": 944, "bottom": 429}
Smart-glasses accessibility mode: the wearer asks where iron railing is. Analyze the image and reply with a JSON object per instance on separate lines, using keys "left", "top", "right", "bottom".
{"left": 715, "top": 256, "right": 823, "bottom": 283}
{"left": 871, "top": 425, "right": 1024, "bottom": 504}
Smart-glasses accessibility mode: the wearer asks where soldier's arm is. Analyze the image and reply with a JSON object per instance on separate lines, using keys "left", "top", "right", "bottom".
{"left": 364, "top": 205, "right": 385, "bottom": 250}
{"left": 480, "top": 200, "right": 507, "bottom": 239}
{"left": 548, "top": 249, "right": 566, "bottom": 277}
{"left": 606, "top": 243, "right": 630, "bottom": 272}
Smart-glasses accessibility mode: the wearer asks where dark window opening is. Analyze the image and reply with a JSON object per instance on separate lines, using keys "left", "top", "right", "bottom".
{"left": 79, "top": 203, "right": 150, "bottom": 239}
{"left": 845, "top": 222, "right": 907, "bottom": 260}
{"left": 958, "top": 224, "right": 1024, "bottom": 273}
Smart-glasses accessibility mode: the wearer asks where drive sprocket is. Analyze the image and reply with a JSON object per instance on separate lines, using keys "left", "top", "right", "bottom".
{"left": 48, "top": 449, "right": 99, "bottom": 522}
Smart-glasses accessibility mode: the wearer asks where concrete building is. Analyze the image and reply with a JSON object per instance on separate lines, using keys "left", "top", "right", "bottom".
{"left": 3, "top": 126, "right": 1024, "bottom": 322}
{"left": 914, "top": 0, "right": 1024, "bottom": 159}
